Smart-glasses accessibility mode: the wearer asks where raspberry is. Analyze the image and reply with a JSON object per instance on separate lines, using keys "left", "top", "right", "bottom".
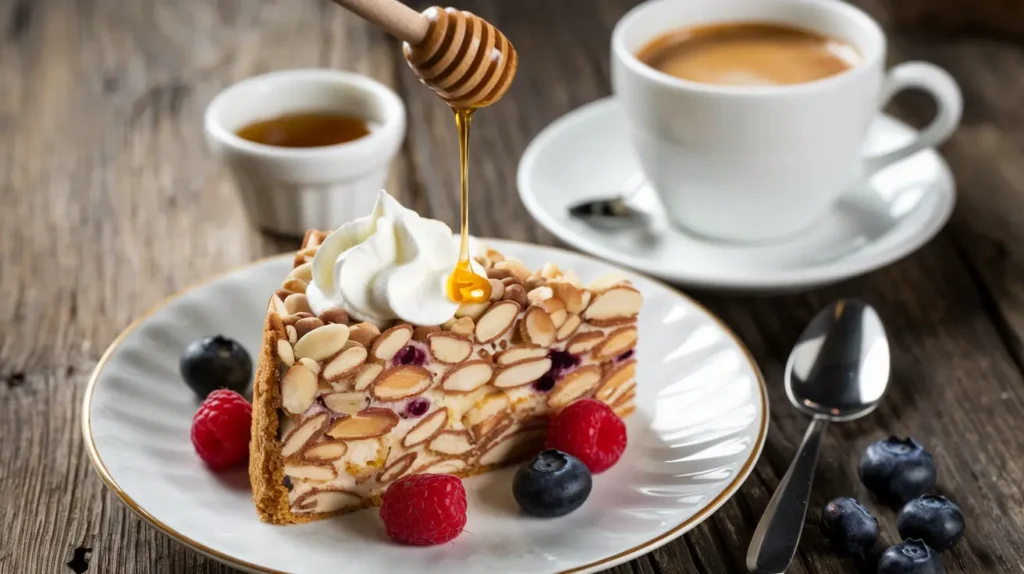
{"left": 379, "top": 474, "right": 467, "bottom": 545}
{"left": 545, "top": 399, "right": 627, "bottom": 473}
{"left": 191, "top": 389, "right": 252, "bottom": 470}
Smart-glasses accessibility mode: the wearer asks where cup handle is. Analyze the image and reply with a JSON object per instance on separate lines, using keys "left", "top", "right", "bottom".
{"left": 863, "top": 62, "right": 963, "bottom": 175}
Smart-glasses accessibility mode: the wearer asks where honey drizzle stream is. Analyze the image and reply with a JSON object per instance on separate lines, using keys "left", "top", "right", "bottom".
{"left": 446, "top": 108, "right": 492, "bottom": 304}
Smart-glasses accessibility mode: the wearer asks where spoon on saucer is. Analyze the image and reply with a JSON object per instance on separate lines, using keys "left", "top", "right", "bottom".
{"left": 746, "top": 299, "right": 890, "bottom": 574}
{"left": 567, "top": 173, "right": 655, "bottom": 229}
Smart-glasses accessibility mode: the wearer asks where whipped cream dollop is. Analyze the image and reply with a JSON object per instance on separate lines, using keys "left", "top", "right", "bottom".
{"left": 306, "top": 191, "right": 486, "bottom": 327}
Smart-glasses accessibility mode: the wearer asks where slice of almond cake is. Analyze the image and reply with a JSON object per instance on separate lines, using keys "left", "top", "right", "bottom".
{"left": 250, "top": 191, "right": 641, "bottom": 524}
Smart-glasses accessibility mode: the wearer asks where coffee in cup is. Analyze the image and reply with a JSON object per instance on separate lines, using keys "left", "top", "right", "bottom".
{"left": 635, "top": 22, "right": 860, "bottom": 86}
{"left": 611, "top": 0, "right": 963, "bottom": 243}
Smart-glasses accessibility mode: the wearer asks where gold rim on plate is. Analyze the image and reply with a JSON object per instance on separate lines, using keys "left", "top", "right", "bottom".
{"left": 81, "top": 241, "right": 769, "bottom": 574}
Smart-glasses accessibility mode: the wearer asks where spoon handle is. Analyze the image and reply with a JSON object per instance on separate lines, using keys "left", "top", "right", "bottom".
{"left": 746, "top": 416, "right": 828, "bottom": 574}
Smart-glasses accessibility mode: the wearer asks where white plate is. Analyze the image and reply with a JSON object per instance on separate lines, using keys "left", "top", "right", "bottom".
{"left": 83, "top": 239, "right": 768, "bottom": 574}
{"left": 517, "top": 98, "right": 956, "bottom": 292}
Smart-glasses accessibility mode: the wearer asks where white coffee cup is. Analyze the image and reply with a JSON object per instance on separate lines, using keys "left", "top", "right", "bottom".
{"left": 611, "top": 0, "right": 962, "bottom": 243}
{"left": 204, "top": 69, "right": 406, "bottom": 237}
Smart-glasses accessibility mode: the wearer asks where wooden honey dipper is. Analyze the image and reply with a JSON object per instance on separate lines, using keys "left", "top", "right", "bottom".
{"left": 331, "top": 0, "right": 517, "bottom": 109}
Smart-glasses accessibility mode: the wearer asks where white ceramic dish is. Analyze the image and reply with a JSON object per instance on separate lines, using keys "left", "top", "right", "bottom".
{"left": 83, "top": 239, "right": 768, "bottom": 574}
{"left": 517, "top": 98, "right": 957, "bottom": 293}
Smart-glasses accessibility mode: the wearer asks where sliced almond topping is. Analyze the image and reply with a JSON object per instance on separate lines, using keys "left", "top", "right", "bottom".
{"left": 596, "top": 360, "right": 637, "bottom": 403}
{"left": 580, "top": 290, "right": 593, "bottom": 310}
{"left": 588, "top": 272, "right": 630, "bottom": 293}
{"left": 548, "top": 280, "right": 585, "bottom": 313}
{"left": 609, "top": 382, "right": 637, "bottom": 408}
{"left": 464, "top": 393, "right": 511, "bottom": 441}
{"left": 492, "top": 358, "right": 553, "bottom": 388}
{"left": 456, "top": 300, "right": 491, "bottom": 320}
{"left": 268, "top": 294, "right": 288, "bottom": 317}
{"left": 583, "top": 285, "right": 642, "bottom": 322}
{"left": 502, "top": 284, "right": 528, "bottom": 307}
{"left": 370, "top": 324, "right": 413, "bottom": 362}
{"left": 547, "top": 365, "right": 602, "bottom": 409}
{"left": 348, "top": 323, "right": 381, "bottom": 348}
{"left": 567, "top": 331, "right": 605, "bottom": 355}
{"left": 403, "top": 408, "right": 449, "bottom": 448}
{"left": 448, "top": 317, "right": 475, "bottom": 338}
{"left": 519, "top": 306, "right": 556, "bottom": 347}
{"left": 291, "top": 489, "right": 362, "bottom": 514}
{"left": 441, "top": 360, "right": 494, "bottom": 393}
{"left": 378, "top": 453, "right": 416, "bottom": 484}
{"left": 592, "top": 326, "right": 638, "bottom": 361}
{"left": 371, "top": 365, "right": 432, "bottom": 401}
{"left": 327, "top": 408, "right": 399, "bottom": 440}
{"left": 556, "top": 314, "right": 582, "bottom": 341}
{"left": 281, "top": 278, "right": 309, "bottom": 294}
{"left": 293, "top": 323, "right": 350, "bottom": 361}
{"left": 284, "top": 462, "right": 337, "bottom": 482}
{"left": 322, "top": 346, "right": 368, "bottom": 381}
{"left": 284, "top": 293, "right": 313, "bottom": 315}
{"left": 276, "top": 339, "right": 295, "bottom": 367}
{"left": 429, "top": 430, "right": 475, "bottom": 456}
{"left": 495, "top": 345, "right": 548, "bottom": 365}
{"left": 539, "top": 262, "right": 561, "bottom": 279}
{"left": 477, "top": 430, "right": 545, "bottom": 466}
{"left": 488, "top": 278, "right": 505, "bottom": 301}
{"left": 428, "top": 332, "right": 473, "bottom": 364}
{"left": 302, "top": 440, "right": 349, "bottom": 461}
{"left": 539, "top": 297, "right": 567, "bottom": 328}
{"left": 286, "top": 325, "right": 298, "bottom": 344}
{"left": 493, "top": 259, "right": 531, "bottom": 281}
{"left": 281, "top": 412, "right": 329, "bottom": 458}
{"left": 614, "top": 404, "right": 636, "bottom": 419}
{"left": 418, "top": 458, "right": 467, "bottom": 474}
{"left": 294, "top": 317, "right": 325, "bottom": 339}
{"left": 286, "top": 262, "right": 313, "bottom": 283}
{"left": 475, "top": 300, "right": 520, "bottom": 344}
{"left": 318, "top": 308, "right": 350, "bottom": 325}
{"left": 413, "top": 325, "right": 441, "bottom": 342}
{"left": 281, "top": 365, "right": 318, "bottom": 415}
{"left": 297, "top": 357, "right": 321, "bottom": 376}
{"left": 524, "top": 276, "right": 547, "bottom": 292}
{"left": 499, "top": 276, "right": 519, "bottom": 287}
{"left": 527, "top": 285, "right": 554, "bottom": 305}
{"left": 282, "top": 312, "right": 313, "bottom": 326}
{"left": 484, "top": 248, "right": 505, "bottom": 265}
{"left": 353, "top": 363, "right": 383, "bottom": 391}
{"left": 322, "top": 391, "right": 369, "bottom": 416}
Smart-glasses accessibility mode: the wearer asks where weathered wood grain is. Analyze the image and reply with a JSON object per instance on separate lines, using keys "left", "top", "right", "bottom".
{"left": 4, "top": 0, "right": 1024, "bottom": 572}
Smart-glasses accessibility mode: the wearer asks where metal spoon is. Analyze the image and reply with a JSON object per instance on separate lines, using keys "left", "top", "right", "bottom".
{"left": 567, "top": 173, "right": 654, "bottom": 229}
{"left": 747, "top": 299, "right": 890, "bottom": 574}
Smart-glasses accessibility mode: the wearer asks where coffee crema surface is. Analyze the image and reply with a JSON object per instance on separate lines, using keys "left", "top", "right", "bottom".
{"left": 636, "top": 22, "right": 860, "bottom": 86}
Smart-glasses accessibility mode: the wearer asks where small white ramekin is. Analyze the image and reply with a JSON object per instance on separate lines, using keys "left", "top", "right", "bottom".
{"left": 204, "top": 69, "right": 406, "bottom": 236}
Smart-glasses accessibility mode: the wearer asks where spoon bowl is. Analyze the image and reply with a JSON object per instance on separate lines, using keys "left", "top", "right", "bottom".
{"left": 786, "top": 298, "right": 890, "bottom": 420}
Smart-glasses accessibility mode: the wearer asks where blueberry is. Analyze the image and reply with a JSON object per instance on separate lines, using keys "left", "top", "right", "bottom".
{"left": 820, "top": 497, "right": 879, "bottom": 556}
{"left": 394, "top": 345, "right": 427, "bottom": 366}
{"left": 513, "top": 449, "right": 592, "bottom": 518}
{"left": 615, "top": 349, "right": 635, "bottom": 362}
{"left": 878, "top": 539, "right": 944, "bottom": 574}
{"left": 897, "top": 495, "right": 964, "bottom": 551}
{"left": 547, "top": 350, "right": 580, "bottom": 378}
{"left": 533, "top": 374, "right": 556, "bottom": 392}
{"left": 405, "top": 398, "right": 430, "bottom": 418}
{"left": 859, "top": 437, "right": 936, "bottom": 506}
{"left": 180, "top": 335, "right": 252, "bottom": 399}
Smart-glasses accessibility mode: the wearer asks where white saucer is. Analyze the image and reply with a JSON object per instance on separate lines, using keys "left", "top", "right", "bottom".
{"left": 83, "top": 240, "right": 767, "bottom": 574}
{"left": 517, "top": 98, "right": 956, "bottom": 292}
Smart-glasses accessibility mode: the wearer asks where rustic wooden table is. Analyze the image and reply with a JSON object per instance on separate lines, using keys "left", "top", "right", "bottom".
{"left": 3, "top": 0, "right": 1024, "bottom": 572}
